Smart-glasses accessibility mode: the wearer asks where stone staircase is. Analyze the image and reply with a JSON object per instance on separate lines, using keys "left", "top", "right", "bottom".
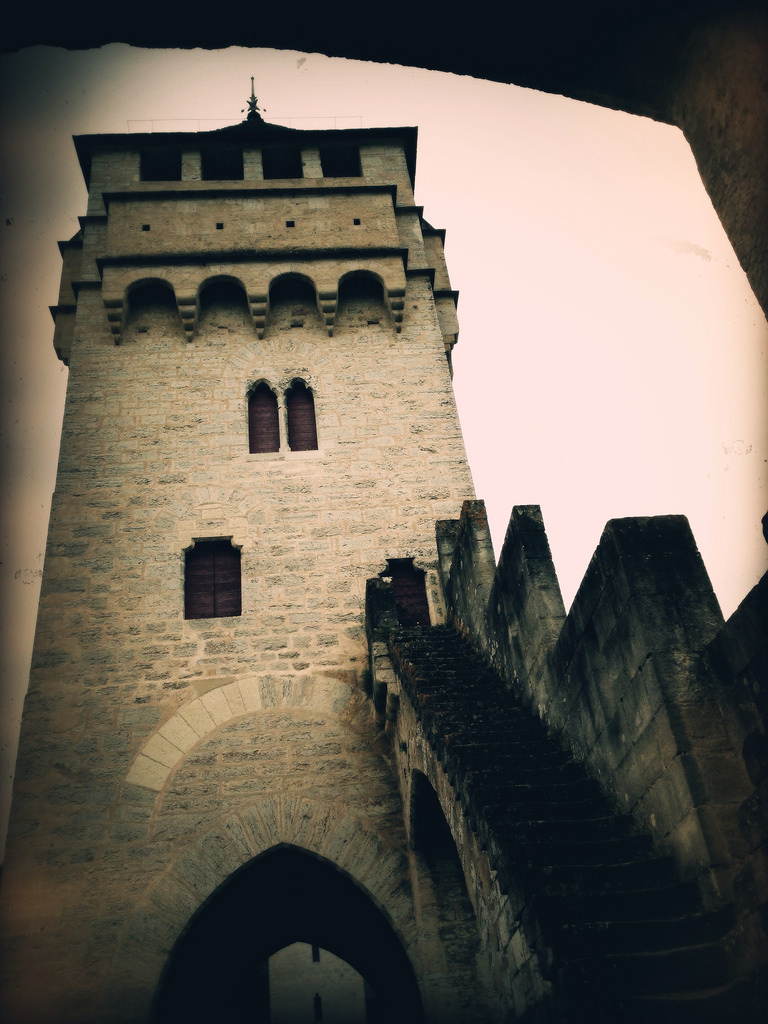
{"left": 386, "top": 624, "right": 749, "bottom": 1023}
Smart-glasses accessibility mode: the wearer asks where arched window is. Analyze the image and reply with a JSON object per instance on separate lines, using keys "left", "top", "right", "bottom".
{"left": 286, "top": 381, "right": 318, "bottom": 452}
{"left": 248, "top": 383, "right": 280, "bottom": 453}
{"left": 184, "top": 540, "right": 241, "bottom": 619}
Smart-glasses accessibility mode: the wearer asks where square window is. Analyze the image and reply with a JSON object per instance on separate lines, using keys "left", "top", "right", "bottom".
{"left": 216, "top": 223, "right": 224, "bottom": 230}
{"left": 286, "top": 220, "right": 295, "bottom": 228}
{"left": 142, "top": 224, "right": 150, "bottom": 231}
{"left": 184, "top": 540, "right": 242, "bottom": 619}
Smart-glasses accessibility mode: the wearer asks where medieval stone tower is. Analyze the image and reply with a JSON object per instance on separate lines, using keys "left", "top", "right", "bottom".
{"left": 0, "top": 100, "right": 483, "bottom": 1022}
{"left": 2, "top": 95, "right": 767, "bottom": 1024}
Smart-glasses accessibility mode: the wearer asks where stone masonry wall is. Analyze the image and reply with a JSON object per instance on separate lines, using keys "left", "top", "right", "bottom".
{"left": 0, "top": 132, "right": 476, "bottom": 1022}
{"left": 438, "top": 501, "right": 767, "bottom": 968}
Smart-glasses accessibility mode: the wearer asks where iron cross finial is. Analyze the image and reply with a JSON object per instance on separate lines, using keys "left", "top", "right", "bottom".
{"left": 246, "top": 77, "right": 262, "bottom": 122}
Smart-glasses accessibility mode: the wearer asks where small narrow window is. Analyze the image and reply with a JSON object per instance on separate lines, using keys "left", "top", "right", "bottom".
{"left": 248, "top": 383, "right": 280, "bottom": 453}
{"left": 286, "top": 381, "right": 318, "bottom": 452}
{"left": 185, "top": 540, "right": 242, "bottom": 619}
{"left": 311, "top": 945, "right": 320, "bottom": 963}
{"left": 313, "top": 993, "right": 323, "bottom": 1021}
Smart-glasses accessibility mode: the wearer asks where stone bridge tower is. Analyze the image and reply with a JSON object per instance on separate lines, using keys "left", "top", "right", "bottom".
{"left": 5, "top": 96, "right": 766, "bottom": 1024}
{"left": 0, "top": 105, "right": 485, "bottom": 1022}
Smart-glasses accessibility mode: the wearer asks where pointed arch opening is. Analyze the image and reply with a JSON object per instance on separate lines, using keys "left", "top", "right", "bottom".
{"left": 286, "top": 379, "right": 318, "bottom": 451}
{"left": 151, "top": 845, "right": 424, "bottom": 1024}
{"left": 248, "top": 381, "right": 280, "bottom": 454}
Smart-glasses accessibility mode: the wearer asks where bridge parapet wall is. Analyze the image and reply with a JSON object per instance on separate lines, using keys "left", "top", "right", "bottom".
{"left": 439, "top": 501, "right": 762, "bottom": 916}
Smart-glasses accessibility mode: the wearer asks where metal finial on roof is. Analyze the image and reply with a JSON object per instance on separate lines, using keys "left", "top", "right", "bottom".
{"left": 246, "top": 77, "right": 263, "bottom": 122}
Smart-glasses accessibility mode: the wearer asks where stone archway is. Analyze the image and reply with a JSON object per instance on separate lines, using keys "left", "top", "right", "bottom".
{"left": 151, "top": 844, "right": 425, "bottom": 1023}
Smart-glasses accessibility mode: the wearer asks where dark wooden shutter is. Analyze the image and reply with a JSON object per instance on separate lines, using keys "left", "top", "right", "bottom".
{"left": 286, "top": 383, "right": 318, "bottom": 451}
{"left": 248, "top": 384, "right": 280, "bottom": 453}
{"left": 387, "top": 559, "right": 430, "bottom": 626}
{"left": 185, "top": 540, "right": 241, "bottom": 619}
{"left": 212, "top": 543, "right": 242, "bottom": 617}
{"left": 185, "top": 544, "right": 216, "bottom": 619}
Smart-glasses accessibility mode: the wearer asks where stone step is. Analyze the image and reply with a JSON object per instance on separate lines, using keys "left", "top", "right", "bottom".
{"left": 460, "top": 770, "right": 602, "bottom": 806}
{"left": 617, "top": 979, "right": 757, "bottom": 1024}
{"left": 479, "top": 812, "right": 638, "bottom": 844}
{"left": 528, "top": 853, "right": 679, "bottom": 894}
{"left": 559, "top": 939, "right": 731, "bottom": 998}
{"left": 475, "top": 795, "right": 615, "bottom": 828}
{"left": 555, "top": 907, "right": 735, "bottom": 956}
{"left": 487, "top": 829, "right": 655, "bottom": 869}
{"left": 531, "top": 877, "right": 703, "bottom": 924}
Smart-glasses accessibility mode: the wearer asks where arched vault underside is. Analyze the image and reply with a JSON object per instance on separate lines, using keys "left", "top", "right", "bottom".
{"left": 6, "top": 2, "right": 768, "bottom": 323}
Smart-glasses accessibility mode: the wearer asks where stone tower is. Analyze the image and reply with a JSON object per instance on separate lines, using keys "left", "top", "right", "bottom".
{"left": 0, "top": 104, "right": 487, "bottom": 1022}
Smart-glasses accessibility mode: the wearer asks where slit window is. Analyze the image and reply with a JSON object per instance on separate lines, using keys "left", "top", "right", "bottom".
{"left": 286, "top": 381, "right": 318, "bottom": 452}
{"left": 184, "top": 540, "right": 242, "bottom": 619}
{"left": 248, "top": 383, "right": 280, "bottom": 454}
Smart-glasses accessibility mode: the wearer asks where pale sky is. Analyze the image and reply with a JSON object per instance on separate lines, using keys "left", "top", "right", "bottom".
{"left": 1, "top": 45, "right": 766, "bottom": 857}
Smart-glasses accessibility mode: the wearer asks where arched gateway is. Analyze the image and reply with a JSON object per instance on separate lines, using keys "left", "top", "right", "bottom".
{"left": 152, "top": 845, "right": 424, "bottom": 1023}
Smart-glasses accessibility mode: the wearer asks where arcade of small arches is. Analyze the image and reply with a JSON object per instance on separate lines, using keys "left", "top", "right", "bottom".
{"left": 106, "top": 268, "right": 404, "bottom": 344}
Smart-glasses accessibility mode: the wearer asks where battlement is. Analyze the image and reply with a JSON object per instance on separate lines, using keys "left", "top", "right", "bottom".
{"left": 435, "top": 499, "right": 768, "bottom": 982}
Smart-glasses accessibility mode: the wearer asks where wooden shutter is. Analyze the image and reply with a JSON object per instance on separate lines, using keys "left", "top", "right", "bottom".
{"left": 248, "top": 384, "right": 280, "bottom": 453}
{"left": 185, "top": 540, "right": 241, "bottom": 619}
{"left": 286, "top": 383, "right": 318, "bottom": 451}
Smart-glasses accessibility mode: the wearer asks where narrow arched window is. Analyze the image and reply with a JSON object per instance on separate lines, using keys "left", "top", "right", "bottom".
{"left": 184, "top": 539, "right": 242, "bottom": 619}
{"left": 286, "top": 381, "right": 318, "bottom": 451}
{"left": 248, "top": 383, "right": 280, "bottom": 453}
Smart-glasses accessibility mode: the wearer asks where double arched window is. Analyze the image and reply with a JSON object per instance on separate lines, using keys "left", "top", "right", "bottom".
{"left": 247, "top": 379, "right": 318, "bottom": 453}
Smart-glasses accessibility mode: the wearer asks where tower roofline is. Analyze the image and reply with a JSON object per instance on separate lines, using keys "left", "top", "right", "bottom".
{"left": 72, "top": 123, "right": 419, "bottom": 190}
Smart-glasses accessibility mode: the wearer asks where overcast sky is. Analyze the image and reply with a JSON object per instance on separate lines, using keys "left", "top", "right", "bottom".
{"left": 1, "top": 44, "right": 766, "bottom": 856}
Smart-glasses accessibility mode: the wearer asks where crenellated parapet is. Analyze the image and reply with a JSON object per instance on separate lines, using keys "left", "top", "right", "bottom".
{"left": 428, "top": 498, "right": 768, "bottom": 1009}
